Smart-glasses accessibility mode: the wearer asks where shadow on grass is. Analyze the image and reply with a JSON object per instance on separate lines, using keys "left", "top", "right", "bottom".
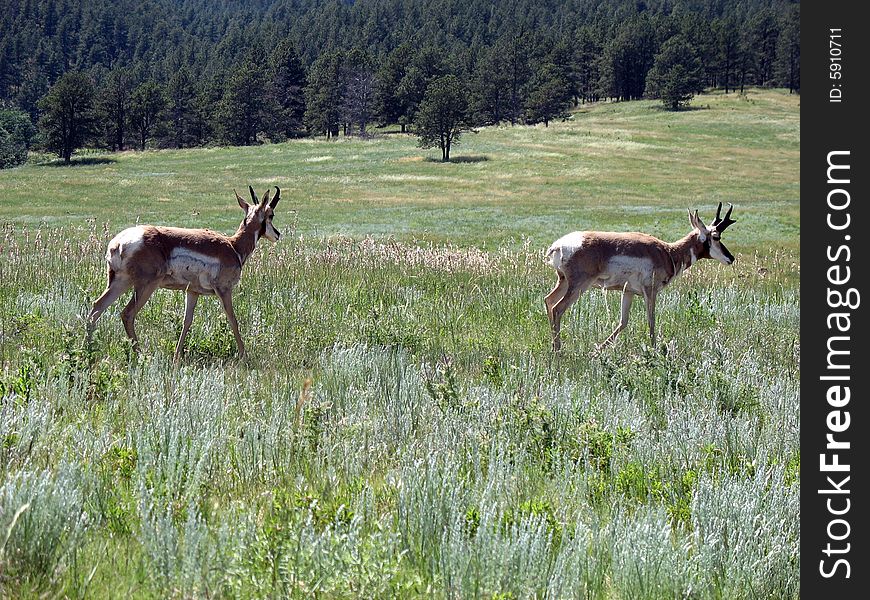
{"left": 38, "top": 156, "right": 118, "bottom": 167}
{"left": 648, "top": 104, "right": 709, "bottom": 113}
{"left": 424, "top": 155, "right": 489, "bottom": 164}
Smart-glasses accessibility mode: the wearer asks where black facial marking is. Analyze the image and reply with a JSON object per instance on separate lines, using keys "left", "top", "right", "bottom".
{"left": 699, "top": 236, "right": 711, "bottom": 259}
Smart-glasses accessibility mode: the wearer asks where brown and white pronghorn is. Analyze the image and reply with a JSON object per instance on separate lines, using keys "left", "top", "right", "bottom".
{"left": 545, "top": 203, "right": 736, "bottom": 352}
{"left": 87, "top": 186, "right": 282, "bottom": 358}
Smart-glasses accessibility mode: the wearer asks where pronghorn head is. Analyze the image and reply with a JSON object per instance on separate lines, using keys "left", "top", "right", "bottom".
{"left": 235, "top": 185, "right": 282, "bottom": 242}
{"left": 688, "top": 202, "right": 736, "bottom": 265}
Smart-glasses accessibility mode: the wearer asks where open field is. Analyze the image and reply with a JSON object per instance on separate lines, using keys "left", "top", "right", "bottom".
{"left": 0, "top": 89, "right": 799, "bottom": 598}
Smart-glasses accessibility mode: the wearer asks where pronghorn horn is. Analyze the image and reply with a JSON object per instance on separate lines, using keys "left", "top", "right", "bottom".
{"left": 711, "top": 202, "right": 736, "bottom": 232}
{"left": 249, "top": 185, "right": 258, "bottom": 205}
{"left": 260, "top": 188, "right": 270, "bottom": 206}
{"left": 270, "top": 186, "right": 281, "bottom": 208}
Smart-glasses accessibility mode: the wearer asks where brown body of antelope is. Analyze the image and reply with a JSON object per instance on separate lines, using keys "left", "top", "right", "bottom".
{"left": 545, "top": 203, "right": 736, "bottom": 352}
{"left": 87, "top": 186, "right": 282, "bottom": 359}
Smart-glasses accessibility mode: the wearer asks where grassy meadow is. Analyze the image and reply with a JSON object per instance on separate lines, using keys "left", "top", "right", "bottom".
{"left": 0, "top": 89, "right": 799, "bottom": 598}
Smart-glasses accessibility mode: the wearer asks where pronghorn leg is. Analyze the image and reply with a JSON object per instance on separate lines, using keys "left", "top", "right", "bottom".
{"left": 174, "top": 291, "right": 199, "bottom": 360}
{"left": 216, "top": 289, "right": 245, "bottom": 358}
{"left": 120, "top": 281, "right": 159, "bottom": 350}
{"left": 544, "top": 273, "right": 568, "bottom": 327}
{"left": 643, "top": 288, "right": 657, "bottom": 347}
{"left": 88, "top": 271, "right": 131, "bottom": 332}
{"left": 550, "top": 280, "right": 590, "bottom": 352}
{"left": 596, "top": 284, "right": 633, "bottom": 352}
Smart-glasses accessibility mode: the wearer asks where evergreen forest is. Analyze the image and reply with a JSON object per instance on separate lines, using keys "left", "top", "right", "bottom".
{"left": 1, "top": 0, "right": 799, "bottom": 164}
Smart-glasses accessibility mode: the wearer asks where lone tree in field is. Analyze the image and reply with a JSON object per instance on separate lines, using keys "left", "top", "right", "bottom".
{"left": 414, "top": 75, "right": 469, "bottom": 162}
{"left": 37, "top": 71, "right": 99, "bottom": 163}
{"left": 645, "top": 35, "right": 704, "bottom": 110}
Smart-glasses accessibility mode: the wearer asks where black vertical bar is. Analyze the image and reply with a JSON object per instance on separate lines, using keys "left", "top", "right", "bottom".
{"left": 802, "top": 1, "right": 869, "bottom": 597}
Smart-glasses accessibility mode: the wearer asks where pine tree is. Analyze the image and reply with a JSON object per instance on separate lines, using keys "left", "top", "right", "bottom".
{"left": 0, "top": 107, "right": 35, "bottom": 168}
{"left": 304, "top": 51, "right": 342, "bottom": 139}
{"left": 99, "top": 66, "right": 132, "bottom": 150}
{"left": 774, "top": 6, "right": 800, "bottom": 93}
{"left": 525, "top": 62, "right": 572, "bottom": 126}
{"left": 469, "top": 44, "right": 511, "bottom": 125}
{"left": 37, "top": 71, "right": 99, "bottom": 163}
{"left": 714, "top": 17, "right": 741, "bottom": 93}
{"left": 747, "top": 9, "right": 780, "bottom": 87}
{"left": 269, "top": 39, "right": 307, "bottom": 139}
{"left": 217, "top": 56, "right": 267, "bottom": 146}
{"left": 190, "top": 76, "right": 221, "bottom": 147}
{"left": 339, "top": 48, "right": 376, "bottom": 137}
{"left": 678, "top": 13, "right": 716, "bottom": 89}
{"left": 499, "top": 30, "right": 533, "bottom": 125}
{"left": 574, "top": 27, "right": 602, "bottom": 103}
{"left": 599, "top": 16, "right": 658, "bottom": 102}
{"left": 645, "top": 35, "right": 704, "bottom": 110}
{"left": 167, "top": 66, "right": 196, "bottom": 148}
{"left": 129, "top": 80, "right": 166, "bottom": 150}
{"left": 414, "top": 75, "right": 469, "bottom": 162}
{"left": 375, "top": 43, "right": 413, "bottom": 131}
{"left": 396, "top": 46, "right": 447, "bottom": 129}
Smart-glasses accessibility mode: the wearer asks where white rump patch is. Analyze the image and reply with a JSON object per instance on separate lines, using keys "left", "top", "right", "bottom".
{"left": 547, "top": 232, "right": 586, "bottom": 271}
{"left": 107, "top": 226, "right": 146, "bottom": 271}
{"left": 167, "top": 248, "right": 223, "bottom": 291}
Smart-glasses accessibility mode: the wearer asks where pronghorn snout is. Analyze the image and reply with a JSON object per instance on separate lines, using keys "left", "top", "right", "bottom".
{"left": 712, "top": 242, "right": 735, "bottom": 266}
{"left": 264, "top": 222, "right": 281, "bottom": 242}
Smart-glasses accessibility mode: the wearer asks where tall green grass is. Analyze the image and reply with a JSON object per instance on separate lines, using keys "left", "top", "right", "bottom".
{"left": 0, "top": 89, "right": 798, "bottom": 598}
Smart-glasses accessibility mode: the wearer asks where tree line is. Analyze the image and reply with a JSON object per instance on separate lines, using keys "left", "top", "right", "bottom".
{"left": 1, "top": 0, "right": 799, "bottom": 166}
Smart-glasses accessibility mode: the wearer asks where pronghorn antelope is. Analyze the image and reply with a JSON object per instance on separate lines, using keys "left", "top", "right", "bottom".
{"left": 545, "top": 203, "right": 736, "bottom": 352}
{"left": 87, "top": 186, "right": 282, "bottom": 358}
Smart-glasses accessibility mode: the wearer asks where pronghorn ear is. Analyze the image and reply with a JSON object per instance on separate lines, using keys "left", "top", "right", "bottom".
{"left": 688, "top": 209, "right": 707, "bottom": 241}
{"left": 260, "top": 188, "right": 270, "bottom": 207}
{"left": 249, "top": 186, "right": 258, "bottom": 205}
{"left": 235, "top": 189, "right": 250, "bottom": 211}
{"left": 269, "top": 186, "right": 280, "bottom": 208}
